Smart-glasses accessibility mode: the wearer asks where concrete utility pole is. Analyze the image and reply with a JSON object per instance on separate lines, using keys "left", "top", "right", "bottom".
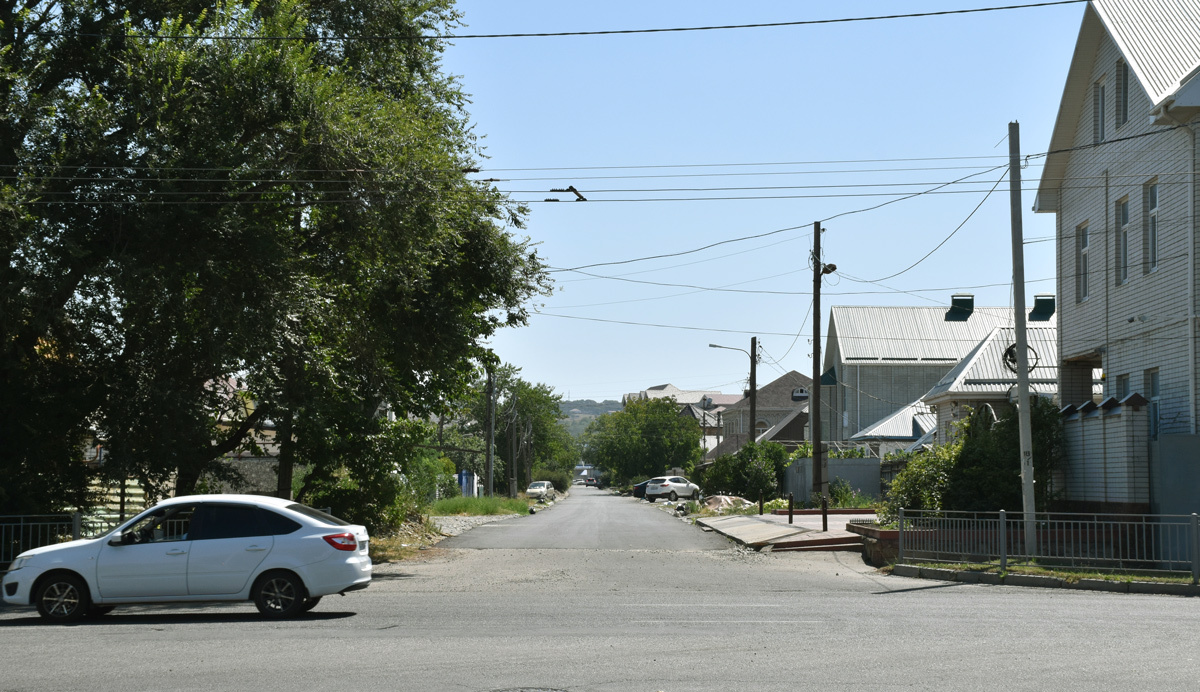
{"left": 485, "top": 364, "right": 495, "bottom": 498}
{"left": 1008, "top": 121, "right": 1038, "bottom": 553}
{"left": 812, "top": 221, "right": 830, "bottom": 530}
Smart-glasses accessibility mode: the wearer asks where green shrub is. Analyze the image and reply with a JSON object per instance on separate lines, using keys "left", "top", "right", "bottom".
{"left": 828, "top": 477, "right": 875, "bottom": 508}
{"left": 877, "top": 438, "right": 961, "bottom": 524}
{"left": 533, "top": 469, "right": 572, "bottom": 493}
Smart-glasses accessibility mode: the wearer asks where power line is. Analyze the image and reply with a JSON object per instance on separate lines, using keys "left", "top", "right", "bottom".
{"left": 42, "top": 2, "right": 1089, "bottom": 42}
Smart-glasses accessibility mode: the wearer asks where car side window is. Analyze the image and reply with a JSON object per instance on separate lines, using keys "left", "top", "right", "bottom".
{"left": 192, "top": 504, "right": 267, "bottom": 540}
{"left": 257, "top": 508, "right": 301, "bottom": 535}
{"left": 124, "top": 505, "right": 195, "bottom": 543}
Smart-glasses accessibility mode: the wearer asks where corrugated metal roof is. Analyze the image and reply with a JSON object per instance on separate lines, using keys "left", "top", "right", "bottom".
{"left": 850, "top": 400, "right": 937, "bottom": 441}
{"left": 1095, "top": 0, "right": 1200, "bottom": 106}
{"left": 827, "top": 306, "right": 1041, "bottom": 363}
{"left": 923, "top": 326, "right": 1059, "bottom": 401}
{"left": 1037, "top": 1, "right": 1200, "bottom": 209}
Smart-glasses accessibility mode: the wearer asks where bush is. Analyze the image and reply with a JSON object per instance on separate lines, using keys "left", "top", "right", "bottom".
{"left": 877, "top": 439, "right": 961, "bottom": 525}
{"left": 828, "top": 477, "right": 875, "bottom": 508}
{"left": 533, "top": 469, "right": 572, "bottom": 493}
{"left": 701, "top": 441, "right": 789, "bottom": 500}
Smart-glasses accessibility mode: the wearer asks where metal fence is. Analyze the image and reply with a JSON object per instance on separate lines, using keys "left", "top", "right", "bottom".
{"left": 898, "top": 508, "right": 1200, "bottom": 583}
{"left": 1, "top": 512, "right": 126, "bottom": 567}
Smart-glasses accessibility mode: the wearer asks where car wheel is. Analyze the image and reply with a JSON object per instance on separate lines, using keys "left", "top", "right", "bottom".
{"left": 254, "top": 571, "right": 307, "bottom": 618}
{"left": 87, "top": 605, "right": 116, "bottom": 618}
{"left": 647, "top": 496, "right": 656, "bottom": 503}
{"left": 34, "top": 573, "right": 90, "bottom": 623}
{"left": 299, "top": 597, "right": 322, "bottom": 613}
{"left": 669, "top": 491, "right": 678, "bottom": 502}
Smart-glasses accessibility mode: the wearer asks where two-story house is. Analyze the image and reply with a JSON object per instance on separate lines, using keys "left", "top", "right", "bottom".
{"left": 1035, "top": 0, "right": 1200, "bottom": 514}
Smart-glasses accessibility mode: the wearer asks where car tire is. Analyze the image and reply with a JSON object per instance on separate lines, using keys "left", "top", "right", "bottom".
{"left": 34, "top": 572, "right": 90, "bottom": 623}
{"left": 253, "top": 571, "right": 307, "bottom": 619}
{"left": 669, "top": 491, "right": 678, "bottom": 502}
{"left": 299, "top": 597, "right": 322, "bottom": 613}
{"left": 647, "top": 496, "right": 656, "bottom": 503}
{"left": 87, "top": 605, "right": 116, "bottom": 618}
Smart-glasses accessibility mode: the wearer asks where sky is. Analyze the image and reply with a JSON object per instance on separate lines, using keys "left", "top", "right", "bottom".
{"left": 439, "top": 0, "right": 1087, "bottom": 402}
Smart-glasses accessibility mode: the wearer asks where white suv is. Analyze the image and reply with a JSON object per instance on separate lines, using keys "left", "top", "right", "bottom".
{"left": 2, "top": 494, "right": 371, "bottom": 622}
{"left": 645, "top": 476, "right": 701, "bottom": 502}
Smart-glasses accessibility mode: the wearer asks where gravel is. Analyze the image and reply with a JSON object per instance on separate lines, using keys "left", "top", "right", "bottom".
{"left": 429, "top": 513, "right": 520, "bottom": 536}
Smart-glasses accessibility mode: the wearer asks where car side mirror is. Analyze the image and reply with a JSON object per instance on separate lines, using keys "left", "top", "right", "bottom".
{"left": 109, "top": 531, "right": 133, "bottom": 546}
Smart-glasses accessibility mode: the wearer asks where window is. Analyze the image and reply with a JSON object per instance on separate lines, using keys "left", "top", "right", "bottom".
{"left": 123, "top": 505, "right": 195, "bottom": 543}
{"left": 1146, "top": 368, "right": 1161, "bottom": 439}
{"left": 1116, "top": 61, "right": 1129, "bottom": 127}
{"left": 1144, "top": 181, "right": 1159, "bottom": 273}
{"left": 1116, "top": 198, "right": 1129, "bottom": 284}
{"left": 754, "top": 419, "right": 770, "bottom": 437}
{"left": 1076, "top": 224, "right": 1090, "bottom": 301}
{"left": 1115, "top": 373, "right": 1129, "bottom": 400}
{"left": 1093, "top": 80, "right": 1106, "bottom": 143}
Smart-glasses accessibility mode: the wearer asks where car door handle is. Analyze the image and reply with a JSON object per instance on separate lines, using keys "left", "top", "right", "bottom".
{"left": 166, "top": 549, "right": 188, "bottom": 556}
{"left": 245, "top": 546, "right": 268, "bottom": 552}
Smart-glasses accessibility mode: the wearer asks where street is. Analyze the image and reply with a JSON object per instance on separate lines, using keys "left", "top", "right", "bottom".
{"left": 3, "top": 487, "right": 1198, "bottom": 691}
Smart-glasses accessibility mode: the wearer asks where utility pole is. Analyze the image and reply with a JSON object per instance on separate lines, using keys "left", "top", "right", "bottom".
{"left": 749, "top": 336, "right": 757, "bottom": 444}
{"left": 812, "top": 221, "right": 828, "bottom": 530}
{"left": 1008, "top": 121, "right": 1038, "bottom": 554}
{"left": 485, "top": 364, "right": 495, "bottom": 498}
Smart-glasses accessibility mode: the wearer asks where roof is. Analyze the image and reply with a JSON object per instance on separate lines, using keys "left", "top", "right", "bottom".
{"left": 758, "top": 403, "right": 809, "bottom": 443}
{"left": 623, "top": 384, "right": 730, "bottom": 407}
{"left": 1037, "top": 1, "right": 1200, "bottom": 210}
{"left": 850, "top": 400, "right": 936, "bottom": 441}
{"left": 723, "top": 370, "right": 814, "bottom": 411}
{"left": 825, "top": 305, "right": 1036, "bottom": 365}
{"left": 922, "top": 326, "right": 1060, "bottom": 402}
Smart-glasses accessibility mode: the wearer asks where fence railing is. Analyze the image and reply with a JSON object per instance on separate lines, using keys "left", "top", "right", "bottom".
{"left": 898, "top": 508, "right": 1200, "bottom": 584}
{"left": 1, "top": 512, "right": 127, "bottom": 567}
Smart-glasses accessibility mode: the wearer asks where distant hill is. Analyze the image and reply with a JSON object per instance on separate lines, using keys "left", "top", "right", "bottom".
{"left": 559, "top": 399, "right": 622, "bottom": 437}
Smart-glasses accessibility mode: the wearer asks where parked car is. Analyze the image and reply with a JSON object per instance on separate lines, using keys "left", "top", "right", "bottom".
{"left": 631, "top": 480, "right": 650, "bottom": 499}
{"left": 584, "top": 477, "right": 598, "bottom": 487}
{"left": 645, "top": 476, "right": 701, "bottom": 502}
{"left": 526, "top": 481, "right": 555, "bottom": 500}
{"left": 1, "top": 494, "right": 372, "bottom": 623}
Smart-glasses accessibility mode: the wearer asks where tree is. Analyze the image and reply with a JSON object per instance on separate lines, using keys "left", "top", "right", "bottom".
{"left": 0, "top": 1, "right": 549, "bottom": 512}
{"left": 582, "top": 398, "right": 701, "bottom": 485}
{"left": 700, "top": 441, "right": 788, "bottom": 500}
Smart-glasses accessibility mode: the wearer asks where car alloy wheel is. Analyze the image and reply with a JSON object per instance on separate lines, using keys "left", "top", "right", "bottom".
{"left": 254, "top": 571, "right": 307, "bottom": 618}
{"left": 669, "top": 491, "right": 678, "bottom": 502}
{"left": 35, "top": 573, "right": 90, "bottom": 623}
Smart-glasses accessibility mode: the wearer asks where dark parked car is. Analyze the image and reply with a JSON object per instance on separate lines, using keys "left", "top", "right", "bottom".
{"left": 632, "top": 480, "right": 650, "bottom": 498}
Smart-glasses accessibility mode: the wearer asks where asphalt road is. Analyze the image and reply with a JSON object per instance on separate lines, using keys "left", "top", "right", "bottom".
{"left": 3, "top": 488, "right": 1199, "bottom": 692}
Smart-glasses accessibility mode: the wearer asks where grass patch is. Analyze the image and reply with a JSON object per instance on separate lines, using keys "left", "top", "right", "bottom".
{"left": 368, "top": 517, "right": 442, "bottom": 563}
{"left": 431, "top": 495, "right": 529, "bottom": 516}
{"left": 900, "top": 559, "right": 1196, "bottom": 584}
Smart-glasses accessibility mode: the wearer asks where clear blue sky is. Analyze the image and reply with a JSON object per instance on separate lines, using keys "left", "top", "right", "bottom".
{"left": 440, "top": 0, "right": 1085, "bottom": 402}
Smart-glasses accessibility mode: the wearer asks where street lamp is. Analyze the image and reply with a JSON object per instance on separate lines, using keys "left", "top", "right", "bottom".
{"left": 710, "top": 338, "right": 757, "bottom": 444}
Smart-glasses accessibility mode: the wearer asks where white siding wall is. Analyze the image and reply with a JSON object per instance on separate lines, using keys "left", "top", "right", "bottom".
{"left": 1056, "top": 32, "right": 1197, "bottom": 445}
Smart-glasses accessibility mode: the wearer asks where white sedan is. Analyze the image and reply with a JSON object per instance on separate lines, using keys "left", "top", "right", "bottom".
{"left": 645, "top": 476, "right": 701, "bottom": 502}
{"left": 1, "top": 494, "right": 371, "bottom": 622}
{"left": 525, "top": 481, "right": 555, "bottom": 500}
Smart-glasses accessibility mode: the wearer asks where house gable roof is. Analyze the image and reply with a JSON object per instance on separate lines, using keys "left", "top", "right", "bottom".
{"left": 849, "top": 400, "right": 936, "bottom": 442}
{"left": 722, "top": 370, "right": 814, "bottom": 412}
{"left": 922, "top": 325, "right": 1060, "bottom": 403}
{"left": 823, "top": 305, "right": 1029, "bottom": 367}
{"left": 1037, "top": 1, "right": 1200, "bottom": 211}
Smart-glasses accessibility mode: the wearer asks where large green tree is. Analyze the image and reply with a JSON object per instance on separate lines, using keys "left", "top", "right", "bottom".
{"left": 0, "top": 1, "right": 549, "bottom": 512}
{"left": 581, "top": 397, "right": 701, "bottom": 485}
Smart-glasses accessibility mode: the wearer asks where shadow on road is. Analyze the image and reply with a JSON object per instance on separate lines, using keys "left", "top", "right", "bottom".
{"left": 0, "top": 608, "right": 357, "bottom": 627}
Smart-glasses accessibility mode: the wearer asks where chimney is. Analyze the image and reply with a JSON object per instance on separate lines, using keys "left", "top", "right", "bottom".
{"left": 946, "top": 293, "right": 974, "bottom": 321}
{"left": 1029, "top": 294, "right": 1056, "bottom": 321}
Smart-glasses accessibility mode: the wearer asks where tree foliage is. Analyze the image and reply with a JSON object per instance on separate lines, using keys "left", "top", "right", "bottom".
{"left": 581, "top": 397, "right": 701, "bottom": 485}
{"left": 0, "top": 1, "right": 549, "bottom": 512}
{"left": 700, "top": 441, "right": 789, "bottom": 500}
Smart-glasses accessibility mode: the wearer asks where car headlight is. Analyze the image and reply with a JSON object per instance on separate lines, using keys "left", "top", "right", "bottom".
{"left": 8, "top": 555, "right": 29, "bottom": 571}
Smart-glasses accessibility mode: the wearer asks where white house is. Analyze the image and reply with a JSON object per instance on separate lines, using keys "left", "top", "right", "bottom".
{"left": 1034, "top": 0, "right": 1200, "bottom": 514}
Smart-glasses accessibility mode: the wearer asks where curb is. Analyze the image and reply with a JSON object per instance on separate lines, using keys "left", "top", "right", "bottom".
{"left": 890, "top": 564, "right": 1200, "bottom": 596}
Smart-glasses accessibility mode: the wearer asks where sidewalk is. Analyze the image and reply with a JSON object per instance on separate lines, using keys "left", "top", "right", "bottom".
{"left": 696, "top": 511, "right": 874, "bottom": 552}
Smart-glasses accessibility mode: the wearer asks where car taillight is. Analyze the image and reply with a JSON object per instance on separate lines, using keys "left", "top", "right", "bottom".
{"left": 323, "top": 533, "right": 358, "bottom": 551}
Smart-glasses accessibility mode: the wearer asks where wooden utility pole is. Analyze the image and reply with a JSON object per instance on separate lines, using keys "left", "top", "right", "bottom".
{"left": 1008, "top": 121, "right": 1038, "bottom": 552}
{"left": 485, "top": 364, "right": 495, "bottom": 498}
{"left": 812, "top": 221, "right": 828, "bottom": 530}
{"left": 749, "top": 336, "right": 757, "bottom": 443}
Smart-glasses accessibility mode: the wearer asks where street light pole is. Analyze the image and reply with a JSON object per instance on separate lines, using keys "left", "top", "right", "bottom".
{"left": 710, "top": 339, "right": 757, "bottom": 446}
